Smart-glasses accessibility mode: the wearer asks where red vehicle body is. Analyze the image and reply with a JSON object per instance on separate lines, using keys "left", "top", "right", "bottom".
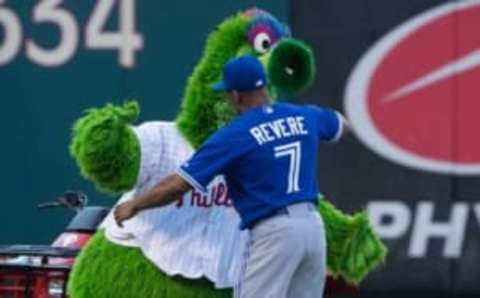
{"left": 0, "top": 192, "right": 355, "bottom": 297}
{"left": 0, "top": 192, "right": 107, "bottom": 298}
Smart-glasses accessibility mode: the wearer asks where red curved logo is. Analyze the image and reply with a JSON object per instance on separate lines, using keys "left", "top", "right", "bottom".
{"left": 345, "top": 1, "right": 480, "bottom": 175}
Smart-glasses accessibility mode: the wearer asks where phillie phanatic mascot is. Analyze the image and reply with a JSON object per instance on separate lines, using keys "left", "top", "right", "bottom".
{"left": 67, "top": 8, "right": 386, "bottom": 298}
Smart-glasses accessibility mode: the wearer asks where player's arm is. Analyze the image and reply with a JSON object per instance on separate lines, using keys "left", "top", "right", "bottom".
{"left": 311, "top": 106, "right": 350, "bottom": 142}
{"left": 114, "top": 174, "right": 191, "bottom": 227}
{"left": 114, "top": 126, "right": 246, "bottom": 227}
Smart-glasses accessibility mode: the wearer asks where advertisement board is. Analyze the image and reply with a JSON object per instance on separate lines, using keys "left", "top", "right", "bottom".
{"left": 293, "top": 0, "right": 480, "bottom": 295}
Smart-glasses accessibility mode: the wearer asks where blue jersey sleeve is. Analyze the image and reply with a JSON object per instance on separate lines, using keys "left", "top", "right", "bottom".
{"left": 309, "top": 106, "right": 343, "bottom": 142}
{"left": 177, "top": 127, "right": 248, "bottom": 193}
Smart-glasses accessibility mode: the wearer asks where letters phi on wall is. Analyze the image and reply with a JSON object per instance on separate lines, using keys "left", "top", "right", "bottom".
{"left": 368, "top": 201, "right": 479, "bottom": 258}
{"left": 293, "top": 0, "right": 480, "bottom": 295}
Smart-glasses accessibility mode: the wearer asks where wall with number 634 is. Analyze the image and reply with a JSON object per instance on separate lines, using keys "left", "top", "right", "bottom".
{"left": 0, "top": 0, "right": 287, "bottom": 244}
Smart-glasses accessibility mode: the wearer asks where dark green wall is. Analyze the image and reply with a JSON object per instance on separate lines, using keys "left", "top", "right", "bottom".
{"left": 0, "top": 1, "right": 288, "bottom": 244}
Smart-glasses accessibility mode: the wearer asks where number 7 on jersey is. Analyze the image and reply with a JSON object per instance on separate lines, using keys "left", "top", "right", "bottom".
{"left": 274, "top": 141, "right": 301, "bottom": 194}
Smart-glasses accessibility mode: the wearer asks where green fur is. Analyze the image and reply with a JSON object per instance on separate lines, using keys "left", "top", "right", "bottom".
{"left": 68, "top": 231, "right": 231, "bottom": 298}
{"left": 70, "top": 101, "right": 141, "bottom": 194}
{"left": 176, "top": 13, "right": 249, "bottom": 149}
{"left": 268, "top": 39, "right": 315, "bottom": 96}
{"left": 175, "top": 14, "right": 317, "bottom": 148}
{"left": 68, "top": 202, "right": 385, "bottom": 297}
{"left": 318, "top": 198, "right": 387, "bottom": 284}
{"left": 68, "top": 9, "right": 387, "bottom": 298}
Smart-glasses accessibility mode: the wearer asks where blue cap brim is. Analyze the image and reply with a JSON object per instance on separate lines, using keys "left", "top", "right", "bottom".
{"left": 212, "top": 81, "right": 227, "bottom": 92}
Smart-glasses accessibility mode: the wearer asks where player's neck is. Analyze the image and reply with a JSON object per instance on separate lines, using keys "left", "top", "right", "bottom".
{"left": 240, "top": 98, "right": 268, "bottom": 112}
{"left": 238, "top": 89, "right": 271, "bottom": 113}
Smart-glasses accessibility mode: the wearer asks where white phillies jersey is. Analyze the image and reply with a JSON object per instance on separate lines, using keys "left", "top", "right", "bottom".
{"left": 101, "top": 121, "right": 248, "bottom": 289}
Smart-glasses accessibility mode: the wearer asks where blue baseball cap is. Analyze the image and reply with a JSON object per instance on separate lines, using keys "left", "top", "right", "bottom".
{"left": 212, "top": 55, "right": 267, "bottom": 92}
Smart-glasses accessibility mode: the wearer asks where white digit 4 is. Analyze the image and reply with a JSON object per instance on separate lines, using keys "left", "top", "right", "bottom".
{"left": 26, "top": 0, "right": 79, "bottom": 66}
{"left": 0, "top": 0, "right": 22, "bottom": 66}
{"left": 274, "top": 141, "right": 301, "bottom": 194}
{"left": 86, "top": 0, "right": 143, "bottom": 68}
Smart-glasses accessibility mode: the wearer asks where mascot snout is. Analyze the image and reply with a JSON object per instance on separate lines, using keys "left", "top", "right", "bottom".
{"left": 265, "top": 38, "right": 315, "bottom": 96}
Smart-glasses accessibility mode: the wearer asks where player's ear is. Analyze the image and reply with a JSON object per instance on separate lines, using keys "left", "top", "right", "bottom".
{"left": 235, "top": 90, "right": 241, "bottom": 102}
{"left": 230, "top": 90, "right": 239, "bottom": 104}
{"left": 228, "top": 91, "right": 243, "bottom": 112}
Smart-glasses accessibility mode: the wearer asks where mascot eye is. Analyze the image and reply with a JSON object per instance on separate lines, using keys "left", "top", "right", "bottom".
{"left": 253, "top": 32, "right": 272, "bottom": 54}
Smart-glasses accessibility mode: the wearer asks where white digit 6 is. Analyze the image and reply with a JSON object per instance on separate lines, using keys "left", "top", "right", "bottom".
{"left": 26, "top": 0, "right": 79, "bottom": 67}
{"left": 274, "top": 141, "right": 301, "bottom": 194}
{"left": 0, "top": 0, "right": 22, "bottom": 66}
{"left": 86, "top": 0, "right": 143, "bottom": 68}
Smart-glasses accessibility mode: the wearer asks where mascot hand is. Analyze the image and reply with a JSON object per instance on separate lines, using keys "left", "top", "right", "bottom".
{"left": 318, "top": 198, "right": 387, "bottom": 285}
{"left": 70, "top": 101, "right": 141, "bottom": 194}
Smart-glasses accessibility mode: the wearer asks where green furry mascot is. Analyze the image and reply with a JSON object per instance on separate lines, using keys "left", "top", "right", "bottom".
{"left": 68, "top": 8, "right": 386, "bottom": 298}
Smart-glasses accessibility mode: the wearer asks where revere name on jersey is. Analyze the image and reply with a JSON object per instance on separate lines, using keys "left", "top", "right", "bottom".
{"left": 249, "top": 116, "right": 309, "bottom": 145}
{"left": 178, "top": 102, "right": 342, "bottom": 229}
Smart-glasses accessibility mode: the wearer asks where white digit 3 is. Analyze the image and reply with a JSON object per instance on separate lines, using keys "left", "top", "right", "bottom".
{"left": 0, "top": 0, "right": 22, "bottom": 66}
{"left": 26, "top": 0, "right": 79, "bottom": 66}
{"left": 86, "top": 0, "right": 143, "bottom": 68}
{"left": 274, "top": 141, "right": 301, "bottom": 194}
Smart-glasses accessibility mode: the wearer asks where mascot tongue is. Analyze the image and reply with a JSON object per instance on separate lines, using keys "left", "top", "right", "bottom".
{"left": 266, "top": 38, "right": 315, "bottom": 96}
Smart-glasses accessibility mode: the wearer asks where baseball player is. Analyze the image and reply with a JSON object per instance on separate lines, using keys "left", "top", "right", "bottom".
{"left": 114, "top": 55, "right": 348, "bottom": 298}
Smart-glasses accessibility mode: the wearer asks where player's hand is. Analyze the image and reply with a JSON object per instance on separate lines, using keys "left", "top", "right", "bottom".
{"left": 114, "top": 201, "right": 139, "bottom": 228}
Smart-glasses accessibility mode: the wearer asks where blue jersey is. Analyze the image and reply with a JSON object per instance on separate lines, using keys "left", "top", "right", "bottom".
{"left": 177, "top": 102, "right": 342, "bottom": 229}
